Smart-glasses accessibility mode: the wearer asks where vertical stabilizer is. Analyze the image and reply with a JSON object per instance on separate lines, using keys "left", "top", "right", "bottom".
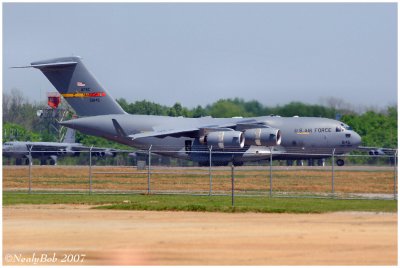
{"left": 30, "top": 57, "right": 126, "bottom": 117}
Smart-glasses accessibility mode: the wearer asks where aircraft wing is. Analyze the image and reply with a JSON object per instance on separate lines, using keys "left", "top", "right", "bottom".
{"left": 27, "top": 143, "right": 72, "bottom": 152}
{"left": 128, "top": 128, "right": 200, "bottom": 140}
{"left": 67, "top": 144, "right": 123, "bottom": 155}
{"left": 26, "top": 143, "right": 122, "bottom": 155}
{"left": 127, "top": 122, "right": 272, "bottom": 141}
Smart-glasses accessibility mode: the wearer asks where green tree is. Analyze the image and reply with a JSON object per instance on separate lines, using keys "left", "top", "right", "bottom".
{"left": 208, "top": 99, "right": 249, "bottom": 118}
{"left": 3, "top": 122, "right": 41, "bottom": 142}
{"left": 190, "top": 105, "right": 209, "bottom": 118}
{"left": 341, "top": 107, "right": 397, "bottom": 148}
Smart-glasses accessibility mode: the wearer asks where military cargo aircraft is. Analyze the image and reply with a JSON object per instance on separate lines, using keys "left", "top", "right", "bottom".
{"left": 17, "top": 56, "right": 362, "bottom": 166}
{"left": 3, "top": 127, "right": 119, "bottom": 165}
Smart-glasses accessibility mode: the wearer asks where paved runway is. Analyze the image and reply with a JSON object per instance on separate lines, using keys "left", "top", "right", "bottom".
{"left": 3, "top": 205, "right": 397, "bottom": 265}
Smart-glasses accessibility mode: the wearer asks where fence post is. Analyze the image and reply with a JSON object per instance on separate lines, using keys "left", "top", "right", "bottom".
{"left": 331, "top": 148, "right": 336, "bottom": 198}
{"left": 28, "top": 145, "right": 32, "bottom": 194}
{"left": 394, "top": 149, "right": 398, "bottom": 200}
{"left": 89, "top": 146, "right": 93, "bottom": 194}
{"left": 269, "top": 147, "right": 273, "bottom": 197}
{"left": 209, "top": 146, "right": 213, "bottom": 196}
{"left": 231, "top": 162, "right": 235, "bottom": 207}
{"left": 148, "top": 145, "right": 152, "bottom": 194}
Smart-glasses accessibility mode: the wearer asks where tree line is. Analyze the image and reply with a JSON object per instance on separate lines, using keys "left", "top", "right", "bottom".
{"left": 116, "top": 98, "right": 338, "bottom": 118}
{"left": 3, "top": 89, "right": 398, "bottom": 149}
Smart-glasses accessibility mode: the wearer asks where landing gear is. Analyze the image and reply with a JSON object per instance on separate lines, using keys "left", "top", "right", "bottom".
{"left": 287, "top": 159, "right": 326, "bottom": 166}
{"left": 17, "top": 158, "right": 30, "bottom": 165}
{"left": 336, "top": 159, "right": 345, "bottom": 166}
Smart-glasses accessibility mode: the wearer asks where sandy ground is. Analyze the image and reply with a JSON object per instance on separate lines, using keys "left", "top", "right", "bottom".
{"left": 3, "top": 205, "right": 398, "bottom": 265}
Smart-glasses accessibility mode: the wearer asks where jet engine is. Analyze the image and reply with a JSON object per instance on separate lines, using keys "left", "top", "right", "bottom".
{"left": 93, "top": 149, "right": 117, "bottom": 157}
{"left": 244, "top": 128, "right": 281, "bottom": 147}
{"left": 57, "top": 148, "right": 67, "bottom": 156}
{"left": 368, "top": 149, "right": 385, "bottom": 156}
{"left": 58, "top": 147, "right": 80, "bottom": 157}
{"left": 203, "top": 131, "right": 245, "bottom": 149}
{"left": 93, "top": 151, "right": 106, "bottom": 157}
{"left": 57, "top": 147, "right": 80, "bottom": 156}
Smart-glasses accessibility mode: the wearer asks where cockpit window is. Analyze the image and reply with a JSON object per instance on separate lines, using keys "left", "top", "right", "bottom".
{"left": 336, "top": 126, "right": 345, "bottom": 132}
{"left": 344, "top": 125, "right": 352, "bottom": 130}
{"left": 336, "top": 123, "right": 352, "bottom": 132}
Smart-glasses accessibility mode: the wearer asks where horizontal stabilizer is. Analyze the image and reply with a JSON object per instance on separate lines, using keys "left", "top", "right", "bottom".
{"left": 12, "top": 61, "right": 78, "bottom": 69}
{"left": 31, "top": 61, "right": 78, "bottom": 69}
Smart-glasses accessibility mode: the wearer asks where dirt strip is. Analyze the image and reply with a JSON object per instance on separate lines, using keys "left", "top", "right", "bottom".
{"left": 3, "top": 205, "right": 398, "bottom": 265}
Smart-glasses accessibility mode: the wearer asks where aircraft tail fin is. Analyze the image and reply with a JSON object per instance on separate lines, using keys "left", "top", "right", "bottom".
{"left": 29, "top": 56, "right": 126, "bottom": 117}
{"left": 62, "top": 128, "right": 76, "bottom": 143}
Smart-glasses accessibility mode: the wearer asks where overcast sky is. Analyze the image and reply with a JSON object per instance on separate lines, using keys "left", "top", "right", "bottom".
{"left": 3, "top": 3, "right": 397, "bottom": 109}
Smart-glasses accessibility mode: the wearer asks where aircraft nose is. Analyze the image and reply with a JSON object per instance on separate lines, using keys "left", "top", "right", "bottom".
{"left": 352, "top": 131, "right": 362, "bottom": 147}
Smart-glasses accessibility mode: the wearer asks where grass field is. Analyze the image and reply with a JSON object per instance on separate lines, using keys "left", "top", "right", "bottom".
{"left": 3, "top": 165, "right": 397, "bottom": 196}
{"left": 3, "top": 192, "right": 397, "bottom": 213}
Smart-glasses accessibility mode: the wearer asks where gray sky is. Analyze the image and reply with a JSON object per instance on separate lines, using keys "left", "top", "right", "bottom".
{"left": 3, "top": 3, "right": 397, "bottom": 109}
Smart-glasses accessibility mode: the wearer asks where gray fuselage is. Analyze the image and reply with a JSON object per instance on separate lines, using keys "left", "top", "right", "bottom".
{"left": 61, "top": 114, "right": 361, "bottom": 163}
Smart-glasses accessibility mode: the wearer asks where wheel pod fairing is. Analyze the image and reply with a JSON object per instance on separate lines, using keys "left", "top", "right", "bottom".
{"left": 244, "top": 128, "right": 281, "bottom": 146}
{"left": 205, "top": 131, "right": 245, "bottom": 149}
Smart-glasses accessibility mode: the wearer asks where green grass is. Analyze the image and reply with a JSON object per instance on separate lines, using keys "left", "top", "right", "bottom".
{"left": 3, "top": 192, "right": 397, "bottom": 213}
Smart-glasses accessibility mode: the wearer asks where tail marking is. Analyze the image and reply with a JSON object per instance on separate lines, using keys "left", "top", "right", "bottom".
{"left": 62, "top": 92, "right": 106, "bottom": 98}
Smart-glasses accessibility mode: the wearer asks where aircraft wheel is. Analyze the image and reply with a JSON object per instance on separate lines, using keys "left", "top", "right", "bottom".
{"left": 336, "top": 159, "right": 345, "bottom": 166}
{"left": 317, "top": 159, "right": 325, "bottom": 166}
{"left": 49, "top": 159, "right": 56, "bottom": 165}
{"left": 286, "top": 160, "right": 293, "bottom": 166}
{"left": 24, "top": 158, "right": 30, "bottom": 165}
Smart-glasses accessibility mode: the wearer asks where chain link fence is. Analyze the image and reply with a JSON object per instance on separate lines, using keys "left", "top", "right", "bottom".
{"left": 3, "top": 148, "right": 397, "bottom": 200}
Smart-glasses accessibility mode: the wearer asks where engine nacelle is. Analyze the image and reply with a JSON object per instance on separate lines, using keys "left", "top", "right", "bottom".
{"left": 244, "top": 128, "right": 281, "bottom": 147}
{"left": 57, "top": 147, "right": 80, "bottom": 157}
{"left": 102, "top": 149, "right": 117, "bottom": 157}
{"left": 93, "top": 151, "right": 106, "bottom": 157}
{"left": 369, "top": 149, "right": 385, "bottom": 156}
{"left": 57, "top": 149, "right": 67, "bottom": 156}
{"left": 93, "top": 149, "right": 116, "bottom": 157}
{"left": 204, "top": 131, "right": 245, "bottom": 149}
